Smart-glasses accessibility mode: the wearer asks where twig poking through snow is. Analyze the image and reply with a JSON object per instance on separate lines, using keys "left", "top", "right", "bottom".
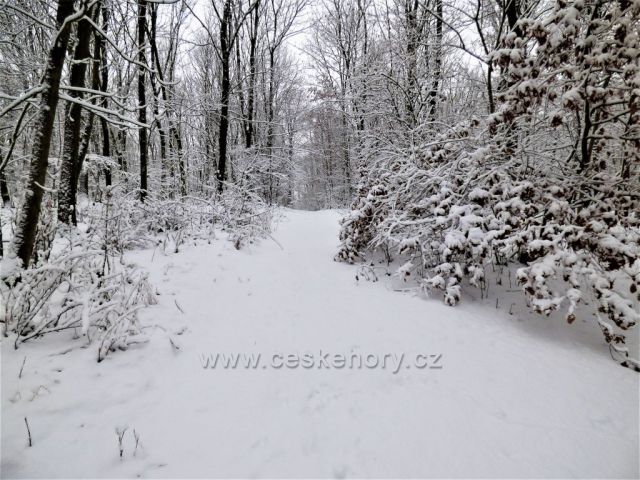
{"left": 169, "top": 337, "right": 181, "bottom": 351}
{"left": 266, "top": 232, "right": 284, "bottom": 250}
{"left": 18, "top": 356, "right": 26, "bottom": 378}
{"left": 174, "top": 300, "right": 184, "bottom": 314}
{"left": 133, "top": 430, "right": 141, "bottom": 456}
{"left": 115, "top": 427, "right": 128, "bottom": 459}
{"left": 24, "top": 417, "right": 32, "bottom": 447}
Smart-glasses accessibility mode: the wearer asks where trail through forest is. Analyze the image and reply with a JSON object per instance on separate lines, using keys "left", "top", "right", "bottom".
{"left": 1, "top": 209, "right": 638, "bottom": 478}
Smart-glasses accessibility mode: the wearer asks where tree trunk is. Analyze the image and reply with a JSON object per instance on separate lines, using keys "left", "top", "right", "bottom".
{"left": 99, "top": 5, "right": 111, "bottom": 186}
{"left": 138, "top": 0, "right": 149, "bottom": 201}
{"left": 500, "top": 0, "right": 522, "bottom": 153}
{"left": 245, "top": 2, "right": 260, "bottom": 149}
{"left": 505, "top": 0, "right": 523, "bottom": 38}
{"left": 75, "top": 4, "right": 103, "bottom": 204}
{"left": 216, "top": 0, "right": 232, "bottom": 194}
{"left": 0, "top": 171, "right": 10, "bottom": 206}
{"left": 428, "top": 0, "right": 442, "bottom": 122}
{"left": 266, "top": 48, "right": 276, "bottom": 203}
{"left": 116, "top": 129, "right": 126, "bottom": 171}
{"left": 149, "top": 3, "right": 168, "bottom": 191}
{"left": 235, "top": 35, "right": 248, "bottom": 148}
{"left": 174, "top": 125, "right": 187, "bottom": 196}
{"left": 404, "top": 0, "right": 420, "bottom": 128}
{"left": 341, "top": 104, "right": 352, "bottom": 201}
{"left": 114, "top": 70, "right": 127, "bottom": 172}
{"left": 13, "top": 0, "right": 76, "bottom": 267}
{"left": 58, "top": 6, "right": 95, "bottom": 225}
{"left": 149, "top": 11, "right": 184, "bottom": 197}
{"left": 0, "top": 170, "right": 8, "bottom": 258}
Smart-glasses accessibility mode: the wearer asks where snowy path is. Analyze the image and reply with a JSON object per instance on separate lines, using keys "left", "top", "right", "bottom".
{"left": 2, "top": 209, "right": 638, "bottom": 478}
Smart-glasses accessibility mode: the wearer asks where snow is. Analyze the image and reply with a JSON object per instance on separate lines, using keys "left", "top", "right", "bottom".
{"left": 2, "top": 209, "right": 638, "bottom": 478}
{"left": 444, "top": 230, "right": 465, "bottom": 249}
{"left": 469, "top": 187, "right": 489, "bottom": 201}
{"left": 395, "top": 260, "right": 413, "bottom": 277}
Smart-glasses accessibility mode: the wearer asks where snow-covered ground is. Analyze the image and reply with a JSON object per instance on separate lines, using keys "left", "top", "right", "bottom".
{"left": 2, "top": 209, "right": 638, "bottom": 478}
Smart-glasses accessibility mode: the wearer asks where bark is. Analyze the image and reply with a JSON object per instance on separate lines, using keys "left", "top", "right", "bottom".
{"left": 116, "top": 129, "right": 127, "bottom": 171}
{"left": 174, "top": 125, "right": 187, "bottom": 196}
{"left": 0, "top": 171, "right": 10, "bottom": 206}
{"left": 235, "top": 36, "right": 248, "bottom": 147}
{"left": 149, "top": 3, "right": 168, "bottom": 188}
{"left": 497, "top": 0, "right": 523, "bottom": 94}
{"left": 138, "top": 0, "right": 149, "bottom": 201}
{"left": 170, "top": 114, "right": 185, "bottom": 196}
{"left": 171, "top": 120, "right": 185, "bottom": 196}
{"left": 578, "top": 1, "right": 602, "bottom": 173}
{"left": 114, "top": 71, "right": 127, "bottom": 172}
{"left": 428, "top": 0, "right": 442, "bottom": 122}
{"left": 245, "top": 1, "right": 260, "bottom": 149}
{"left": 216, "top": 0, "right": 232, "bottom": 194}
{"left": 13, "top": 0, "right": 77, "bottom": 267}
{"left": 58, "top": 6, "right": 95, "bottom": 225}
{"left": 355, "top": 0, "right": 368, "bottom": 133}
{"left": 0, "top": 170, "right": 8, "bottom": 258}
{"left": 487, "top": 62, "right": 495, "bottom": 114}
{"left": 75, "top": 5, "right": 103, "bottom": 204}
{"left": 99, "top": 5, "right": 111, "bottom": 186}
{"left": 266, "top": 48, "right": 276, "bottom": 202}
{"left": 404, "top": 0, "right": 420, "bottom": 128}
{"left": 341, "top": 107, "right": 352, "bottom": 201}
{"left": 148, "top": 10, "right": 184, "bottom": 197}
{"left": 504, "top": 0, "right": 523, "bottom": 38}
{"left": 499, "top": 0, "right": 523, "bottom": 152}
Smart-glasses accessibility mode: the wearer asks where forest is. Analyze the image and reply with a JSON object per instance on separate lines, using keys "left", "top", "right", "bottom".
{"left": 1, "top": 0, "right": 639, "bottom": 478}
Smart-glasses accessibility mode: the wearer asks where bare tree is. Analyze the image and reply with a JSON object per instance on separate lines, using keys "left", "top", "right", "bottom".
{"left": 199, "top": 0, "right": 260, "bottom": 193}
{"left": 11, "top": 0, "right": 82, "bottom": 267}
{"left": 58, "top": 3, "right": 98, "bottom": 225}
{"left": 138, "top": 0, "right": 149, "bottom": 201}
